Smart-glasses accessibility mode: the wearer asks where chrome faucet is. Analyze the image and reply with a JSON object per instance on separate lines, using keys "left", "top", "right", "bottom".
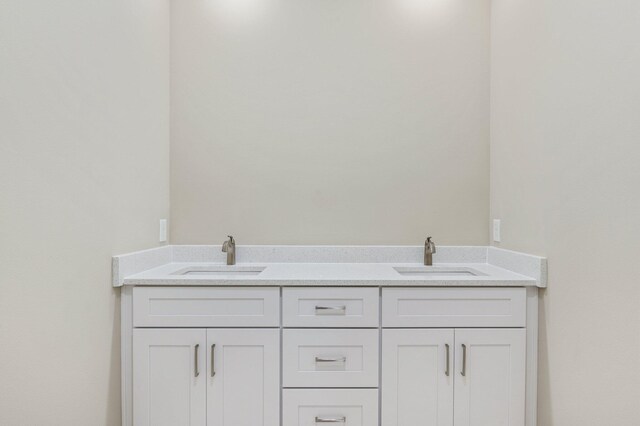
{"left": 424, "top": 236, "right": 436, "bottom": 266}
{"left": 222, "top": 235, "right": 236, "bottom": 265}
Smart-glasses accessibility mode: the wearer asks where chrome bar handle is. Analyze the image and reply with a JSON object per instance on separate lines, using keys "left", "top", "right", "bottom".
{"left": 315, "top": 417, "right": 346, "bottom": 423}
{"left": 211, "top": 344, "right": 216, "bottom": 377}
{"left": 315, "top": 357, "right": 347, "bottom": 363}
{"left": 461, "top": 344, "right": 467, "bottom": 377}
{"left": 315, "top": 305, "right": 346, "bottom": 316}
{"left": 194, "top": 344, "right": 200, "bottom": 377}
{"left": 445, "top": 344, "right": 450, "bottom": 376}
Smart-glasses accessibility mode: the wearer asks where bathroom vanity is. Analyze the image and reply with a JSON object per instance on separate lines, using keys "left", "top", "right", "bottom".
{"left": 113, "top": 245, "right": 546, "bottom": 426}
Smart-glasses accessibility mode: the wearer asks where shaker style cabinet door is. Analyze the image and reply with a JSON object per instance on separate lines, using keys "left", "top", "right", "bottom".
{"left": 382, "top": 329, "right": 455, "bottom": 426}
{"left": 206, "top": 329, "right": 280, "bottom": 426}
{"left": 133, "top": 329, "right": 206, "bottom": 426}
{"left": 453, "top": 328, "right": 526, "bottom": 426}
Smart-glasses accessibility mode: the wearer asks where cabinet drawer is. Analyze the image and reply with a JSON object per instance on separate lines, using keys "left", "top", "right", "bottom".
{"left": 283, "top": 329, "right": 379, "bottom": 388}
{"left": 133, "top": 287, "right": 279, "bottom": 327}
{"left": 283, "top": 389, "right": 378, "bottom": 426}
{"left": 283, "top": 287, "right": 379, "bottom": 327}
{"left": 382, "top": 287, "right": 526, "bottom": 328}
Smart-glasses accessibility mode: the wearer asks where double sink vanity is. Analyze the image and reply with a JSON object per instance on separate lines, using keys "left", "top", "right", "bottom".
{"left": 113, "top": 243, "right": 546, "bottom": 426}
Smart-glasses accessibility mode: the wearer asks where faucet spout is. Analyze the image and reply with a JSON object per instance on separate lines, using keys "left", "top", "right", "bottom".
{"left": 424, "top": 236, "right": 436, "bottom": 266}
{"left": 221, "top": 235, "right": 236, "bottom": 265}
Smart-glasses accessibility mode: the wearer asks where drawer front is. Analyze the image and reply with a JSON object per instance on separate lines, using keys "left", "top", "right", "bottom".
{"left": 133, "top": 287, "right": 280, "bottom": 327}
{"left": 283, "top": 329, "right": 379, "bottom": 388}
{"left": 283, "top": 389, "right": 378, "bottom": 426}
{"left": 382, "top": 287, "right": 526, "bottom": 328}
{"left": 283, "top": 287, "right": 379, "bottom": 327}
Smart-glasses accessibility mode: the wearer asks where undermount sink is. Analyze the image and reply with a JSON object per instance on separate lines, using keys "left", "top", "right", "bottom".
{"left": 393, "top": 266, "right": 486, "bottom": 277}
{"left": 172, "top": 265, "right": 266, "bottom": 276}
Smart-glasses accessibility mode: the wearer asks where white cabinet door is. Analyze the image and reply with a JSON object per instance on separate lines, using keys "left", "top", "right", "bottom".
{"left": 454, "top": 329, "right": 526, "bottom": 426}
{"left": 207, "top": 329, "right": 280, "bottom": 426}
{"left": 382, "top": 329, "right": 454, "bottom": 426}
{"left": 133, "top": 329, "right": 206, "bottom": 426}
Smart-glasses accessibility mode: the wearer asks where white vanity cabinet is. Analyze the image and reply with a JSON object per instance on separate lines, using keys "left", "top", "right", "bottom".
{"left": 123, "top": 285, "right": 537, "bottom": 426}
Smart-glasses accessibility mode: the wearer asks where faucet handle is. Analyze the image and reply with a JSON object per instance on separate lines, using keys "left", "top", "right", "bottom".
{"left": 221, "top": 235, "right": 236, "bottom": 265}
{"left": 426, "top": 236, "right": 436, "bottom": 253}
{"left": 222, "top": 235, "right": 234, "bottom": 252}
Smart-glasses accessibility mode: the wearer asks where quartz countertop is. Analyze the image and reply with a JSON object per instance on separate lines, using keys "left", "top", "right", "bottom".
{"left": 122, "top": 261, "right": 537, "bottom": 287}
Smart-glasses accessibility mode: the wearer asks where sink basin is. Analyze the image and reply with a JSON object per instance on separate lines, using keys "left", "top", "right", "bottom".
{"left": 393, "top": 266, "right": 486, "bottom": 278}
{"left": 172, "top": 265, "right": 266, "bottom": 276}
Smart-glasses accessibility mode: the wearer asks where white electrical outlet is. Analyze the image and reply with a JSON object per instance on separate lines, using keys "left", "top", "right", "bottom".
{"left": 493, "top": 219, "right": 501, "bottom": 243}
{"left": 159, "top": 219, "right": 167, "bottom": 243}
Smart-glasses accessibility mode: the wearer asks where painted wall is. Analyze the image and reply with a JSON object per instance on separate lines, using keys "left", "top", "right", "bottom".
{"left": 491, "top": 0, "right": 640, "bottom": 424}
{"left": 0, "top": 0, "right": 170, "bottom": 424}
{"left": 170, "top": 0, "right": 491, "bottom": 245}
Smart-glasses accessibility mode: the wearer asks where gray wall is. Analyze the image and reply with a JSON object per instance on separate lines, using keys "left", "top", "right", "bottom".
{"left": 170, "top": 0, "right": 491, "bottom": 245}
{"left": 491, "top": 0, "right": 640, "bottom": 423}
{"left": 0, "top": 0, "right": 170, "bottom": 423}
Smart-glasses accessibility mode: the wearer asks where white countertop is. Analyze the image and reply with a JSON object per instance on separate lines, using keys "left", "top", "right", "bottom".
{"left": 122, "top": 261, "right": 537, "bottom": 287}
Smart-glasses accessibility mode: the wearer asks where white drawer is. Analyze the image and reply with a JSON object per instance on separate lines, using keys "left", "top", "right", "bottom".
{"left": 382, "top": 287, "right": 526, "bottom": 328}
{"left": 283, "top": 287, "right": 379, "bottom": 327}
{"left": 132, "top": 287, "right": 280, "bottom": 327}
{"left": 283, "top": 389, "right": 378, "bottom": 426}
{"left": 283, "top": 329, "right": 379, "bottom": 388}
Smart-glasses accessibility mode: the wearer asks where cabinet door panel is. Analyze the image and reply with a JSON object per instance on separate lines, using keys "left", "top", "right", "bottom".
{"left": 207, "top": 329, "right": 279, "bottom": 426}
{"left": 454, "top": 329, "right": 526, "bottom": 426}
{"left": 133, "top": 287, "right": 280, "bottom": 327}
{"left": 382, "top": 329, "right": 454, "bottom": 426}
{"left": 133, "top": 329, "right": 206, "bottom": 426}
{"left": 382, "top": 288, "right": 526, "bottom": 328}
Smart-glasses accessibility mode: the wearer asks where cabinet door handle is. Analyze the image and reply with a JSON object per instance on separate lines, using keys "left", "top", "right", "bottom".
{"left": 315, "top": 356, "right": 347, "bottom": 363}
{"left": 445, "top": 344, "right": 450, "bottom": 376}
{"left": 315, "top": 305, "right": 346, "bottom": 316}
{"left": 211, "top": 344, "right": 216, "bottom": 377}
{"left": 194, "top": 344, "right": 200, "bottom": 377}
{"left": 461, "top": 344, "right": 467, "bottom": 377}
{"left": 315, "top": 417, "right": 346, "bottom": 423}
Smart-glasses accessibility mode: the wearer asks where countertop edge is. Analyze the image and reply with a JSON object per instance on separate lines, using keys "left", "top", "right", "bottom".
{"left": 121, "top": 277, "right": 538, "bottom": 287}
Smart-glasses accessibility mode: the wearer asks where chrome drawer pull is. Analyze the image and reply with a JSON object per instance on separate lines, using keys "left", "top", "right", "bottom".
{"left": 315, "top": 356, "right": 347, "bottom": 363}
{"left": 315, "top": 305, "right": 346, "bottom": 316}
{"left": 194, "top": 344, "right": 200, "bottom": 377}
{"left": 461, "top": 344, "right": 467, "bottom": 377}
{"left": 445, "top": 344, "right": 450, "bottom": 376}
{"left": 315, "top": 417, "right": 346, "bottom": 423}
{"left": 211, "top": 344, "right": 216, "bottom": 378}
